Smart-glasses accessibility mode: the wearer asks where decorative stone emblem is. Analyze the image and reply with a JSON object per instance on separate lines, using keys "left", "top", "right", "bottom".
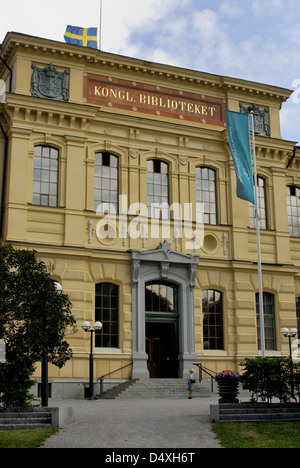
{"left": 240, "top": 103, "right": 270, "bottom": 136}
{"left": 31, "top": 63, "right": 69, "bottom": 101}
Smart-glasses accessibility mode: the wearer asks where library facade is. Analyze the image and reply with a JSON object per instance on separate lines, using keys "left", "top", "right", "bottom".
{"left": 1, "top": 32, "right": 300, "bottom": 397}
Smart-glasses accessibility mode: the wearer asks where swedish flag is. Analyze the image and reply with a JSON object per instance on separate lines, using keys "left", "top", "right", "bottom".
{"left": 64, "top": 26, "right": 98, "bottom": 49}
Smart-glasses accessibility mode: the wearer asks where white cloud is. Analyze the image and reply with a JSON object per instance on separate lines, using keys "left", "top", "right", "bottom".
{"left": 219, "top": 0, "right": 243, "bottom": 18}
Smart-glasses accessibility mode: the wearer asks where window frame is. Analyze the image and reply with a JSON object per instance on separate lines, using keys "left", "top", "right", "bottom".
{"left": 95, "top": 282, "right": 119, "bottom": 348}
{"left": 256, "top": 292, "right": 276, "bottom": 351}
{"left": 249, "top": 176, "right": 267, "bottom": 230}
{"left": 32, "top": 145, "right": 59, "bottom": 208}
{"left": 196, "top": 167, "right": 217, "bottom": 225}
{"left": 202, "top": 289, "right": 224, "bottom": 350}
{"left": 147, "top": 159, "right": 170, "bottom": 220}
{"left": 286, "top": 185, "right": 300, "bottom": 237}
{"left": 94, "top": 152, "right": 119, "bottom": 214}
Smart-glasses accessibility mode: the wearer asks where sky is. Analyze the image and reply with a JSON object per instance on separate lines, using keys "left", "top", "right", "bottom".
{"left": 1, "top": 0, "right": 299, "bottom": 144}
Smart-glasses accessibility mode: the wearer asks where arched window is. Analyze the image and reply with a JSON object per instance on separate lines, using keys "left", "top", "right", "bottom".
{"left": 147, "top": 159, "right": 169, "bottom": 219}
{"left": 202, "top": 289, "right": 223, "bottom": 350}
{"left": 32, "top": 146, "right": 58, "bottom": 207}
{"left": 249, "top": 176, "right": 267, "bottom": 229}
{"left": 145, "top": 282, "right": 177, "bottom": 314}
{"left": 256, "top": 292, "right": 276, "bottom": 351}
{"left": 94, "top": 153, "right": 118, "bottom": 213}
{"left": 196, "top": 167, "right": 217, "bottom": 225}
{"left": 95, "top": 283, "right": 119, "bottom": 348}
{"left": 286, "top": 186, "right": 300, "bottom": 237}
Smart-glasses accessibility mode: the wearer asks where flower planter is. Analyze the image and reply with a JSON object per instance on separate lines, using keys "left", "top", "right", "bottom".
{"left": 215, "top": 371, "right": 240, "bottom": 404}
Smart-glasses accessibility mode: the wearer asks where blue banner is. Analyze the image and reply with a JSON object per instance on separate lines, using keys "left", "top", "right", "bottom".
{"left": 64, "top": 26, "right": 98, "bottom": 49}
{"left": 226, "top": 110, "right": 255, "bottom": 205}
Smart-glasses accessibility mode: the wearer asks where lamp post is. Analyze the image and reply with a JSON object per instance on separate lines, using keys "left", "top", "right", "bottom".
{"left": 82, "top": 321, "right": 103, "bottom": 400}
{"left": 41, "top": 281, "right": 63, "bottom": 407}
{"left": 281, "top": 328, "right": 298, "bottom": 359}
{"left": 281, "top": 327, "right": 298, "bottom": 400}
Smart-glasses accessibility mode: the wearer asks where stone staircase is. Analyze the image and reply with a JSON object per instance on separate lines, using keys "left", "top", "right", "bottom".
{"left": 0, "top": 407, "right": 53, "bottom": 430}
{"left": 96, "top": 378, "right": 216, "bottom": 400}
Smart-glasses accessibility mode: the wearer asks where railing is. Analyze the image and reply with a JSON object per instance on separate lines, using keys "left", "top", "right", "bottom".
{"left": 97, "top": 362, "right": 133, "bottom": 394}
{"left": 193, "top": 362, "right": 217, "bottom": 392}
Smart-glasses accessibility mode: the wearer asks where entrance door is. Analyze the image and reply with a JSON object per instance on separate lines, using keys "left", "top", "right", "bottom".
{"left": 146, "top": 322, "right": 179, "bottom": 378}
{"left": 145, "top": 282, "right": 179, "bottom": 378}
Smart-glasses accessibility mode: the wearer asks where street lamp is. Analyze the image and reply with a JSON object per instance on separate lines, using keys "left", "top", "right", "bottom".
{"left": 281, "top": 328, "right": 298, "bottom": 359}
{"left": 41, "top": 281, "right": 63, "bottom": 407}
{"left": 81, "top": 321, "right": 103, "bottom": 400}
{"left": 281, "top": 328, "right": 298, "bottom": 400}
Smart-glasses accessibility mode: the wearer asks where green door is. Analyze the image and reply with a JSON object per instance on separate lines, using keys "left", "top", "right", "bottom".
{"left": 145, "top": 282, "right": 179, "bottom": 378}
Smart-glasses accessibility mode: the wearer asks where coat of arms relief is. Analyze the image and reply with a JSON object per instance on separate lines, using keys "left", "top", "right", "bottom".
{"left": 31, "top": 63, "right": 69, "bottom": 101}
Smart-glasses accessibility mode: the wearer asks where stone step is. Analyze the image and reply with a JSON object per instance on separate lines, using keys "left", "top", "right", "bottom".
{"left": 96, "top": 378, "right": 216, "bottom": 400}
{"left": 212, "top": 403, "right": 300, "bottom": 423}
{"left": 0, "top": 408, "right": 53, "bottom": 430}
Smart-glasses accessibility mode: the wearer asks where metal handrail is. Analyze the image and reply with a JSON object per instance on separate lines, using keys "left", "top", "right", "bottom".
{"left": 97, "top": 362, "right": 133, "bottom": 394}
{"left": 193, "top": 362, "right": 217, "bottom": 392}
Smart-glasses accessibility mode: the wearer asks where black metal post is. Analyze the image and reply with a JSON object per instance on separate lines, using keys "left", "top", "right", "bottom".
{"left": 89, "top": 330, "right": 95, "bottom": 400}
{"left": 41, "top": 351, "right": 49, "bottom": 407}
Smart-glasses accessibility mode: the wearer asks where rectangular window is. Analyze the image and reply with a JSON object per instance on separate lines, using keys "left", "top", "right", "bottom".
{"left": 32, "top": 146, "right": 58, "bottom": 207}
{"left": 287, "top": 186, "right": 300, "bottom": 237}
{"left": 94, "top": 153, "right": 118, "bottom": 213}
{"left": 249, "top": 176, "right": 267, "bottom": 229}
{"left": 256, "top": 292, "right": 276, "bottom": 351}
{"left": 147, "top": 160, "right": 169, "bottom": 219}
{"left": 196, "top": 167, "right": 217, "bottom": 225}
{"left": 95, "top": 283, "right": 119, "bottom": 348}
{"left": 202, "top": 289, "right": 223, "bottom": 350}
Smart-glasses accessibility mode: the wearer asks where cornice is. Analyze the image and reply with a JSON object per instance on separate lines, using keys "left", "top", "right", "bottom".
{"left": 2, "top": 93, "right": 98, "bottom": 130}
{"left": 1, "top": 32, "right": 292, "bottom": 104}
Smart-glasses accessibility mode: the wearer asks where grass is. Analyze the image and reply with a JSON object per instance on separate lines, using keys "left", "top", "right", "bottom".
{"left": 0, "top": 427, "right": 58, "bottom": 448}
{"left": 212, "top": 422, "right": 300, "bottom": 448}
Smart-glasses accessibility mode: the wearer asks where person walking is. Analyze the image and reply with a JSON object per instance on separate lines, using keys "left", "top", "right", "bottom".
{"left": 187, "top": 369, "right": 195, "bottom": 399}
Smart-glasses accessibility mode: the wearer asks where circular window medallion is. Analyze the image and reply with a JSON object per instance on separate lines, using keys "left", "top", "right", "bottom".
{"left": 203, "top": 234, "right": 218, "bottom": 254}
{"left": 95, "top": 219, "right": 118, "bottom": 245}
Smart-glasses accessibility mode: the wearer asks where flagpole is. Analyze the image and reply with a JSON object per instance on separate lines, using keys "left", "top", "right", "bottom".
{"left": 99, "top": 0, "right": 103, "bottom": 50}
{"left": 250, "top": 111, "right": 266, "bottom": 358}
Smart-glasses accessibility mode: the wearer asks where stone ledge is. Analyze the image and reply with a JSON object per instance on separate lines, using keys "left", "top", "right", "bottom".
{"left": 211, "top": 403, "right": 300, "bottom": 423}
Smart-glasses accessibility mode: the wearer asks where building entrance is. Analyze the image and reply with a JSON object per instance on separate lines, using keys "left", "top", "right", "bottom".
{"left": 145, "top": 282, "right": 179, "bottom": 378}
{"left": 146, "top": 321, "right": 179, "bottom": 378}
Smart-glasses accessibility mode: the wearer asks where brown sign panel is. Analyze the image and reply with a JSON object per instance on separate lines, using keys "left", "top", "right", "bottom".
{"left": 84, "top": 74, "right": 226, "bottom": 126}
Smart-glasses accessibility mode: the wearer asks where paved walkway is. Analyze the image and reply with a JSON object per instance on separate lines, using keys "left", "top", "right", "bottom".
{"left": 41, "top": 396, "right": 222, "bottom": 449}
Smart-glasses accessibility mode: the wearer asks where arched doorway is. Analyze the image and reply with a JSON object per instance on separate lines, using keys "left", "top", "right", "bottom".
{"left": 145, "top": 282, "right": 179, "bottom": 378}
{"left": 131, "top": 242, "right": 199, "bottom": 379}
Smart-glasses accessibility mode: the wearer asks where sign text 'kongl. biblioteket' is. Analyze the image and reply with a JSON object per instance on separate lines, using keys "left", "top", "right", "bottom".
{"left": 84, "top": 74, "right": 226, "bottom": 126}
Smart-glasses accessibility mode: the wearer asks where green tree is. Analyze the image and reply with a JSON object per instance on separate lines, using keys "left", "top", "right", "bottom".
{"left": 0, "top": 244, "right": 76, "bottom": 408}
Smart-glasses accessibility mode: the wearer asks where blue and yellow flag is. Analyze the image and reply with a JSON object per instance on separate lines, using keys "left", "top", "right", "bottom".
{"left": 64, "top": 26, "right": 98, "bottom": 49}
{"left": 226, "top": 110, "right": 255, "bottom": 205}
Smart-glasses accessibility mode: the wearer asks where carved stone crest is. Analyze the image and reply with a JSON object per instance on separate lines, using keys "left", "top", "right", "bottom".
{"left": 31, "top": 63, "right": 69, "bottom": 101}
{"left": 240, "top": 103, "right": 270, "bottom": 136}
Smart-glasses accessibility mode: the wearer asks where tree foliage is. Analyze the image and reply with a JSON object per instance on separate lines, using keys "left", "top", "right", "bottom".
{"left": 0, "top": 244, "right": 76, "bottom": 407}
{"left": 240, "top": 357, "right": 300, "bottom": 403}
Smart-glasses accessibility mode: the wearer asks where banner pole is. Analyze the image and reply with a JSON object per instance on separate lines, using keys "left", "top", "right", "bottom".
{"left": 250, "top": 111, "right": 266, "bottom": 358}
{"left": 99, "top": 0, "right": 103, "bottom": 50}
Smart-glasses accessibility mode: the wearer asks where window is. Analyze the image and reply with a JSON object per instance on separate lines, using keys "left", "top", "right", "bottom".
{"left": 32, "top": 146, "right": 58, "bottom": 207}
{"left": 196, "top": 167, "right": 217, "bottom": 225}
{"left": 286, "top": 186, "right": 300, "bottom": 237}
{"left": 202, "top": 290, "right": 223, "bottom": 350}
{"left": 94, "top": 153, "right": 118, "bottom": 213}
{"left": 145, "top": 283, "right": 176, "bottom": 314}
{"left": 256, "top": 292, "right": 276, "bottom": 351}
{"left": 249, "top": 177, "right": 267, "bottom": 229}
{"left": 147, "top": 160, "right": 169, "bottom": 219}
{"left": 95, "top": 283, "right": 119, "bottom": 348}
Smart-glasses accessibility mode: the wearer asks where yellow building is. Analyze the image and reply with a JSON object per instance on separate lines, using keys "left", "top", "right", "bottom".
{"left": 1, "top": 32, "right": 300, "bottom": 398}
